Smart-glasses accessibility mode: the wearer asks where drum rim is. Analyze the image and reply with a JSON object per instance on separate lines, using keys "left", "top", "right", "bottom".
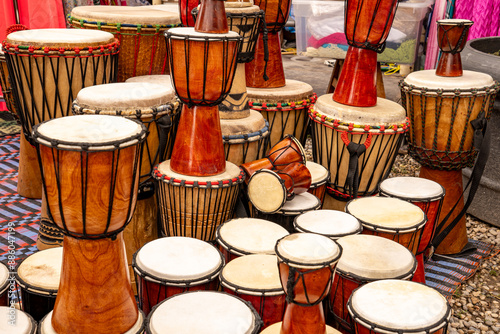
{"left": 165, "top": 28, "right": 242, "bottom": 41}
{"left": 277, "top": 192, "right": 321, "bottom": 215}
{"left": 0, "top": 262, "right": 9, "bottom": 295}
{"left": 72, "top": 99, "right": 180, "bottom": 119}
{"left": 292, "top": 212, "right": 363, "bottom": 239}
{"left": 248, "top": 169, "right": 287, "bottom": 214}
{"left": 152, "top": 165, "right": 246, "bottom": 188}
{"left": 1, "top": 306, "right": 37, "bottom": 334}
{"left": 399, "top": 79, "right": 500, "bottom": 96}
{"left": 68, "top": 15, "right": 182, "bottom": 30}
{"left": 222, "top": 120, "right": 270, "bottom": 144}
{"left": 378, "top": 180, "right": 446, "bottom": 203}
{"left": 2, "top": 38, "right": 120, "bottom": 55}
{"left": 306, "top": 161, "right": 330, "bottom": 187}
{"left": 145, "top": 290, "right": 263, "bottom": 334}
{"left": 436, "top": 18, "right": 473, "bottom": 26}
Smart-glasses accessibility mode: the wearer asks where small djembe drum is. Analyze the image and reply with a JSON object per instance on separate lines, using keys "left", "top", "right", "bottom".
{"left": 435, "top": 19, "right": 473, "bottom": 77}
{"left": 0, "top": 307, "right": 37, "bottom": 334}
{"left": 333, "top": 0, "right": 399, "bottom": 107}
{"left": 294, "top": 210, "right": 362, "bottom": 240}
{"left": 33, "top": 115, "right": 146, "bottom": 333}
{"left": 15, "top": 247, "right": 63, "bottom": 321}
{"left": 133, "top": 237, "right": 224, "bottom": 315}
{"left": 309, "top": 95, "right": 408, "bottom": 211}
{"left": 348, "top": 280, "right": 451, "bottom": 334}
{"left": 215, "top": 218, "right": 289, "bottom": 262}
{"left": 379, "top": 177, "right": 445, "bottom": 283}
{"left": 0, "top": 262, "right": 9, "bottom": 306}
{"left": 68, "top": 5, "right": 181, "bottom": 82}
{"left": 305, "top": 161, "right": 330, "bottom": 206}
{"left": 329, "top": 235, "right": 416, "bottom": 333}
{"left": 274, "top": 233, "right": 342, "bottom": 334}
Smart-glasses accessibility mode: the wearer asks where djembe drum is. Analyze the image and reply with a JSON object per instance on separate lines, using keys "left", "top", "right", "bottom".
{"left": 133, "top": 237, "right": 224, "bottom": 315}
{"left": 348, "top": 280, "right": 451, "bottom": 334}
{"left": 16, "top": 247, "right": 63, "bottom": 321}
{"left": 0, "top": 262, "right": 8, "bottom": 306}
{"left": 305, "top": 161, "right": 330, "bottom": 206}
{"left": 309, "top": 95, "right": 408, "bottom": 211}
{"left": 215, "top": 218, "right": 289, "bottom": 262}
{"left": 68, "top": 5, "right": 181, "bottom": 82}
{"left": 379, "top": 177, "right": 445, "bottom": 283}
{"left": 329, "top": 235, "right": 416, "bottom": 333}
{"left": 274, "top": 233, "right": 342, "bottom": 334}
{"left": 293, "top": 210, "right": 362, "bottom": 240}
{"left": 435, "top": 19, "right": 473, "bottom": 77}
{"left": 0, "top": 307, "right": 37, "bottom": 334}
{"left": 33, "top": 115, "right": 146, "bottom": 333}
{"left": 220, "top": 254, "right": 286, "bottom": 329}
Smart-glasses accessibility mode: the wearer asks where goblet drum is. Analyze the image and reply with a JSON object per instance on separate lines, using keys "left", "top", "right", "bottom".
{"left": 293, "top": 210, "right": 362, "bottom": 240}
{"left": 329, "top": 235, "right": 416, "bottom": 333}
{"left": 305, "top": 161, "right": 330, "bottom": 206}
{"left": 435, "top": 19, "right": 473, "bottom": 77}
{"left": 379, "top": 177, "right": 445, "bottom": 283}
{"left": 348, "top": 280, "right": 451, "bottom": 334}
{"left": 0, "top": 307, "right": 37, "bottom": 334}
{"left": 0, "top": 262, "right": 8, "bottom": 306}
{"left": 215, "top": 218, "right": 289, "bottom": 262}
{"left": 133, "top": 237, "right": 224, "bottom": 315}
{"left": 220, "top": 254, "right": 286, "bottom": 329}
{"left": 346, "top": 197, "right": 427, "bottom": 255}
{"left": 261, "top": 323, "right": 341, "bottom": 334}
{"left": 275, "top": 233, "right": 342, "bottom": 334}
{"left": 146, "top": 291, "right": 262, "bottom": 333}
{"left": 68, "top": 5, "right": 181, "bottom": 82}
{"left": 15, "top": 247, "right": 63, "bottom": 321}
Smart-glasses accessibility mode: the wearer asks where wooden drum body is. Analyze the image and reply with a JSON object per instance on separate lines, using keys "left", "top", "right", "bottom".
{"left": 0, "top": 47, "right": 18, "bottom": 121}
{"left": 305, "top": 161, "right": 330, "bottom": 206}
{"left": 69, "top": 5, "right": 181, "bottom": 82}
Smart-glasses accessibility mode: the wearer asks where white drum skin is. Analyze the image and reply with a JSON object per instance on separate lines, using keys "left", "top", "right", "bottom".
{"left": 294, "top": 210, "right": 362, "bottom": 239}
{"left": 0, "top": 306, "right": 37, "bottom": 334}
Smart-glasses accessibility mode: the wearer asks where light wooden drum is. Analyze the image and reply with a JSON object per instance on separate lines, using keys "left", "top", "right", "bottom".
{"left": 15, "top": 247, "right": 63, "bottom": 321}
{"left": 247, "top": 80, "right": 316, "bottom": 149}
{"left": 221, "top": 110, "right": 270, "bottom": 165}
{"left": 68, "top": 5, "right": 181, "bottom": 82}
{"left": 125, "top": 74, "right": 174, "bottom": 90}
{"left": 133, "top": 237, "right": 224, "bottom": 315}
{"left": 309, "top": 94, "right": 408, "bottom": 206}
{"left": 346, "top": 197, "right": 427, "bottom": 255}
{"left": 306, "top": 161, "right": 330, "bottom": 205}
{"left": 348, "top": 280, "right": 451, "bottom": 334}
{"left": 153, "top": 160, "right": 245, "bottom": 241}
{"left": 216, "top": 218, "right": 289, "bottom": 262}
{"left": 146, "top": 291, "right": 262, "bottom": 333}
{"left": 294, "top": 210, "right": 362, "bottom": 240}
{"left": 0, "top": 262, "right": 9, "bottom": 307}
{"left": 0, "top": 306, "right": 37, "bottom": 334}
{"left": 220, "top": 254, "right": 286, "bottom": 329}
{"left": 330, "top": 235, "right": 416, "bottom": 333}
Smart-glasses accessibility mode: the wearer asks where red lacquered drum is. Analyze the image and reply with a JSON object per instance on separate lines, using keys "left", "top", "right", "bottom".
{"left": 293, "top": 210, "right": 362, "bottom": 240}
{"left": 133, "top": 237, "right": 224, "bottom": 315}
{"left": 16, "top": 247, "right": 63, "bottom": 321}
{"left": 348, "top": 280, "right": 451, "bottom": 334}
{"left": 146, "top": 291, "right": 262, "bottom": 333}
{"left": 254, "top": 192, "right": 322, "bottom": 233}
{"left": 153, "top": 160, "right": 245, "bottom": 241}
{"left": 435, "top": 19, "right": 473, "bottom": 77}
{"left": 0, "top": 307, "right": 37, "bottom": 334}
{"left": 330, "top": 235, "right": 416, "bottom": 333}
{"left": 306, "top": 161, "right": 330, "bottom": 206}
{"left": 0, "top": 262, "right": 9, "bottom": 306}
{"left": 68, "top": 5, "right": 181, "bottom": 82}
{"left": 276, "top": 233, "right": 342, "bottom": 334}
{"left": 216, "top": 218, "right": 288, "bottom": 262}
{"left": 346, "top": 197, "right": 427, "bottom": 255}
{"left": 220, "top": 254, "right": 286, "bottom": 329}
{"left": 379, "top": 177, "right": 445, "bottom": 283}
{"left": 261, "top": 322, "right": 341, "bottom": 334}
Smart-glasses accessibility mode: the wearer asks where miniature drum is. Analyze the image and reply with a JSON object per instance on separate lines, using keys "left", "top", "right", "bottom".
{"left": 133, "top": 237, "right": 224, "bottom": 315}
{"left": 435, "top": 19, "right": 473, "bottom": 77}
{"left": 305, "top": 161, "right": 330, "bottom": 205}
{"left": 346, "top": 197, "right": 427, "bottom": 255}
{"left": 309, "top": 94, "right": 408, "bottom": 202}
{"left": 261, "top": 322, "right": 341, "bottom": 334}
{"left": 348, "top": 280, "right": 451, "bottom": 334}
{"left": 15, "top": 247, "right": 63, "bottom": 321}
{"left": 0, "top": 307, "right": 37, "bottom": 334}
{"left": 0, "top": 47, "right": 18, "bottom": 120}
{"left": 293, "top": 210, "right": 362, "bottom": 240}
{"left": 40, "top": 310, "right": 145, "bottom": 334}
{"left": 154, "top": 160, "right": 245, "bottom": 241}
{"left": 33, "top": 115, "right": 147, "bottom": 238}
{"left": 220, "top": 254, "right": 286, "bottom": 329}
{"left": 68, "top": 5, "right": 181, "bottom": 82}
{"left": 146, "top": 291, "right": 262, "bottom": 333}
{"left": 216, "top": 218, "right": 289, "bottom": 262}
{"left": 221, "top": 110, "right": 270, "bottom": 165}
{"left": 0, "top": 262, "right": 9, "bottom": 306}
{"left": 247, "top": 80, "right": 316, "bottom": 148}
{"left": 379, "top": 177, "right": 445, "bottom": 283}
{"left": 401, "top": 70, "right": 498, "bottom": 170}
{"left": 254, "top": 192, "right": 321, "bottom": 233}
{"left": 330, "top": 235, "right": 416, "bottom": 333}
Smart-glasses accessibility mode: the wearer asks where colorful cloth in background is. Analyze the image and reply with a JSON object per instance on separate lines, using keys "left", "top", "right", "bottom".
{"left": 17, "top": 0, "right": 66, "bottom": 30}
{"left": 63, "top": 0, "right": 94, "bottom": 22}
{"left": 424, "top": 0, "right": 447, "bottom": 70}
{"left": 0, "top": 1, "right": 17, "bottom": 42}
{"left": 454, "top": 0, "right": 500, "bottom": 39}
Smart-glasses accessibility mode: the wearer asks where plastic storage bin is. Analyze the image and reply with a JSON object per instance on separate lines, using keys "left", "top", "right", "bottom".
{"left": 293, "top": 0, "right": 434, "bottom": 64}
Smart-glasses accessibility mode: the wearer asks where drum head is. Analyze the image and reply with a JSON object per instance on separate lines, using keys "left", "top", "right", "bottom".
{"left": 379, "top": 177, "right": 445, "bottom": 202}
{"left": 0, "top": 262, "right": 9, "bottom": 294}
{"left": 17, "top": 247, "right": 63, "bottom": 294}
{"left": 148, "top": 291, "right": 258, "bottom": 334}
{"left": 221, "top": 254, "right": 283, "bottom": 296}
{"left": 135, "top": 237, "right": 223, "bottom": 285}
{"left": 246, "top": 79, "right": 313, "bottom": 102}
{"left": 346, "top": 197, "right": 426, "bottom": 232}
{"left": 6, "top": 28, "right": 115, "bottom": 48}
{"left": 403, "top": 70, "right": 495, "bottom": 91}
{"left": 294, "top": 210, "right": 361, "bottom": 239}
{"left": 0, "top": 307, "right": 35, "bottom": 334}
{"left": 279, "top": 192, "right": 321, "bottom": 215}
{"left": 276, "top": 233, "right": 341, "bottom": 269}
{"left": 336, "top": 235, "right": 415, "bottom": 280}
{"left": 125, "top": 75, "right": 174, "bottom": 90}
{"left": 305, "top": 161, "right": 329, "bottom": 186}
{"left": 221, "top": 110, "right": 267, "bottom": 138}
{"left": 248, "top": 169, "right": 287, "bottom": 214}
{"left": 217, "top": 218, "right": 288, "bottom": 256}
{"left": 349, "top": 280, "right": 450, "bottom": 333}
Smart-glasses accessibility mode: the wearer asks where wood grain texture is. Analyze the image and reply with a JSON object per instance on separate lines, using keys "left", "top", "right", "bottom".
{"left": 195, "top": 0, "right": 229, "bottom": 33}
{"left": 277, "top": 162, "right": 312, "bottom": 196}
{"left": 52, "top": 234, "right": 138, "bottom": 334}
{"left": 179, "top": 0, "right": 200, "bottom": 27}
{"left": 436, "top": 23, "right": 469, "bottom": 77}
{"left": 245, "top": 33, "right": 285, "bottom": 88}
{"left": 18, "top": 132, "right": 42, "bottom": 199}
